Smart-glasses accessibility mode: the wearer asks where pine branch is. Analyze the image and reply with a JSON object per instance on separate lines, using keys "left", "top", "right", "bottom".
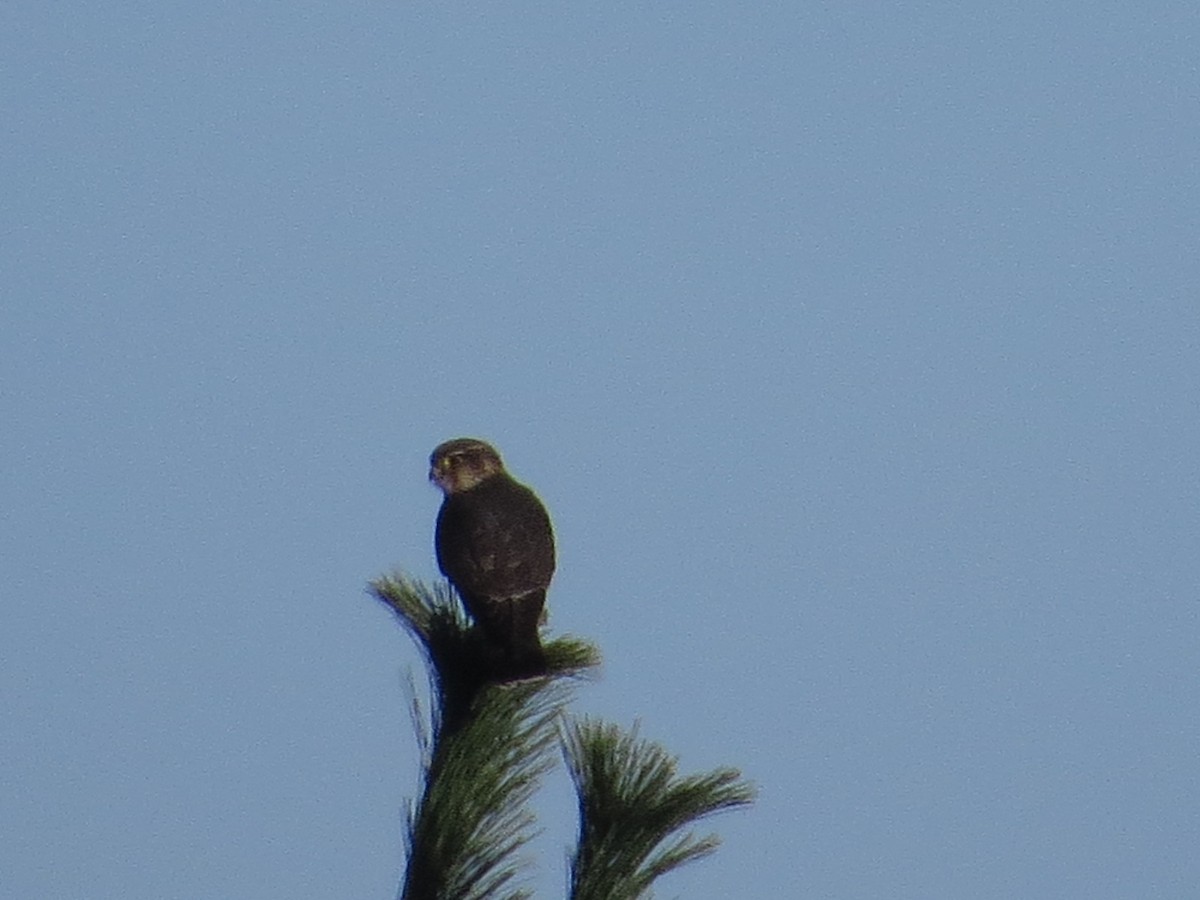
{"left": 369, "top": 573, "right": 599, "bottom": 900}
{"left": 402, "top": 679, "right": 562, "bottom": 900}
{"left": 564, "top": 719, "right": 756, "bottom": 900}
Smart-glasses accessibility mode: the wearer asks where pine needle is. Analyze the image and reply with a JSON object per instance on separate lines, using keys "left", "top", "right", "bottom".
{"left": 564, "top": 719, "right": 756, "bottom": 900}
{"left": 369, "top": 573, "right": 600, "bottom": 900}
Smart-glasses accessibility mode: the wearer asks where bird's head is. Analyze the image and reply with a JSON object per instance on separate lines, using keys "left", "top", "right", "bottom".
{"left": 429, "top": 438, "right": 505, "bottom": 494}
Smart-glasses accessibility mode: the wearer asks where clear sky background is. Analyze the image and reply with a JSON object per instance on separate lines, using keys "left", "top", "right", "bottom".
{"left": 3, "top": 4, "right": 1198, "bottom": 899}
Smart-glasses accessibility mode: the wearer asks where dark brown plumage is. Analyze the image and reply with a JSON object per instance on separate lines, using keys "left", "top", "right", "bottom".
{"left": 430, "top": 438, "right": 555, "bottom": 680}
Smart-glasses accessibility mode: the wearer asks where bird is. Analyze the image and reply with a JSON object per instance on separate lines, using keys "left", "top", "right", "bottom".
{"left": 429, "top": 438, "right": 555, "bottom": 680}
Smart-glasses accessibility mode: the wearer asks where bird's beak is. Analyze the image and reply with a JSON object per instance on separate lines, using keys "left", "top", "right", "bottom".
{"left": 429, "top": 462, "right": 447, "bottom": 489}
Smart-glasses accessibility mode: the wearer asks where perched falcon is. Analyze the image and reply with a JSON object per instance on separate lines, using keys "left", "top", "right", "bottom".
{"left": 429, "top": 438, "right": 555, "bottom": 680}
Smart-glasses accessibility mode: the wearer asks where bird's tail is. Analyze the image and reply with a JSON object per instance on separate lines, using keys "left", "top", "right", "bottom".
{"left": 481, "top": 590, "right": 547, "bottom": 681}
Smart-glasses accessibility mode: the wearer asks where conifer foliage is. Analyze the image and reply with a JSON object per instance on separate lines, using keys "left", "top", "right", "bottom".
{"left": 564, "top": 721, "right": 755, "bottom": 900}
{"left": 370, "top": 574, "right": 753, "bottom": 899}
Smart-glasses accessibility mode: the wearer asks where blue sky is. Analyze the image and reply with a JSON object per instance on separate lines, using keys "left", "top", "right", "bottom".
{"left": 3, "top": 3, "right": 1198, "bottom": 898}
